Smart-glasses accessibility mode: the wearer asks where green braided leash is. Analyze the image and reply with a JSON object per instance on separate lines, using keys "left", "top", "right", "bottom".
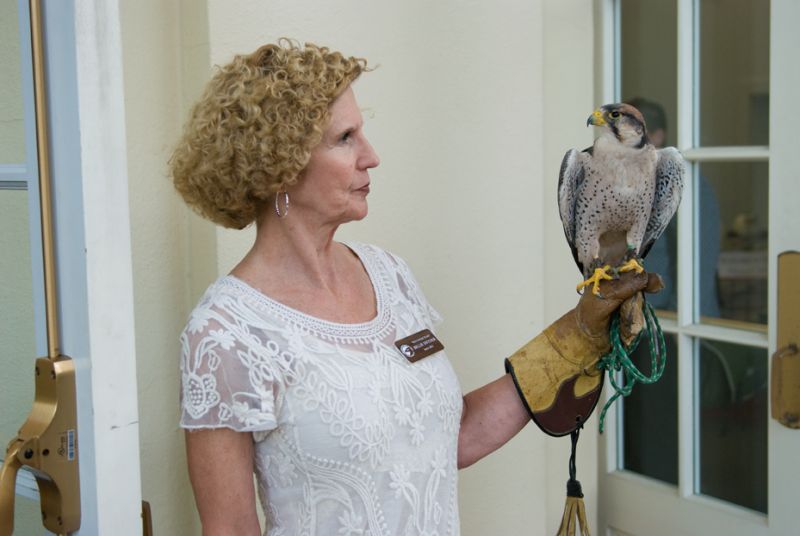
{"left": 596, "top": 301, "right": 667, "bottom": 433}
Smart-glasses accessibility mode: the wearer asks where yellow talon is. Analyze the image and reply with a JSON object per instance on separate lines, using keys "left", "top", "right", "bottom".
{"left": 577, "top": 265, "right": 614, "bottom": 296}
{"left": 618, "top": 258, "right": 645, "bottom": 274}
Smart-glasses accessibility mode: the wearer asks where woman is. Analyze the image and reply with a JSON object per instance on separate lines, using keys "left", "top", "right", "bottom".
{"left": 171, "top": 40, "right": 653, "bottom": 535}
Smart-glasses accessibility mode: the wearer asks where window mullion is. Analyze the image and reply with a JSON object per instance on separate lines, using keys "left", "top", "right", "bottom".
{"left": 677, "top": 0, "right": 695, "bottom": 152}
{"left": 677, "top": 0, "right": 697, "bottom": 501}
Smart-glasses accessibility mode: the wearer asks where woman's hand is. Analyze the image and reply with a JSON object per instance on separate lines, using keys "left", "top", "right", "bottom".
{"left": 575, "top": 270, "right": 663, "bottom": 339}
{"left": 185, "top": 429, "right": 261, "bottom": 536}
{"left": 504, "top": 270, "right": 662, "bottom": 436}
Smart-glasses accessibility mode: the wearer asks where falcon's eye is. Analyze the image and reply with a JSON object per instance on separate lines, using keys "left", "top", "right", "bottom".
{"left": 610, "top": 111, "right": 621, "bottom": 119}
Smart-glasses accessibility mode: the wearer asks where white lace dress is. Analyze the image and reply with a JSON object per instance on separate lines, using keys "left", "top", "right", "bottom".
{"left": 179, "top": 242, "right": 463, "bottom": 536}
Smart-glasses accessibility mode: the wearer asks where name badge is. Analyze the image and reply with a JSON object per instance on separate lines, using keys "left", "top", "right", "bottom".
{"left": 394, "top": 329, "right": 444, "bottom": 363}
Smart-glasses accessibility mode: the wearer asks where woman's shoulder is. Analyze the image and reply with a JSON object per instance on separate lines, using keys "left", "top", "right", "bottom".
{"left": 190, "top": 276, "right": 239, "bottom": 312}
{"left": 346, "top": 241, "right": 412, "bottom": 274}
{"left": 181, "top": 276, "right": 258, "bottom": 335}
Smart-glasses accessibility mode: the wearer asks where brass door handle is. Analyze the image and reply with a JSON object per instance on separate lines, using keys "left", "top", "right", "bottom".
{"left": 0, "top": 442, "right": 23, "bottom": 536}
{"left": 0, "top": 357, "right": 80, "bottom": 536}
{"left": 772, "top": 251, "right": 800, "bottom": 429}
{"left": 771, "top": 343, "right": 800, "bottom": 428}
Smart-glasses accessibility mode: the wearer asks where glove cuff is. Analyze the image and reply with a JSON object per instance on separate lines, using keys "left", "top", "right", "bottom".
{"left": 505, "top": 310, "right": 609, "bottom": 436}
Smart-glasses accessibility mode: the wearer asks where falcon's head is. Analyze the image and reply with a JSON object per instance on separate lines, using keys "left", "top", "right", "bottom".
{"left": 587, "top": 103, "right": 649, "bottom": 149}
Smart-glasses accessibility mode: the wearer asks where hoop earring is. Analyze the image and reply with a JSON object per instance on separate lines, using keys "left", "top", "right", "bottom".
{"left": 274, "top": 191, "right": 289, "bottom": 218}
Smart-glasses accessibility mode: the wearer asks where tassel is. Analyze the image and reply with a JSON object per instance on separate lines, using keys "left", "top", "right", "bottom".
{"left": 556, "top": 482, "right": 590, "bottom": 535}
{"left": 556, "top": 429, "right": 591, "bottom": 536}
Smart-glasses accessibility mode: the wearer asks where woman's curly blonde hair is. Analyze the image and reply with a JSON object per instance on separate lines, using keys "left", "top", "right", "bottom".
{"left": 169, "top": 40, "right": 368, "bottom": 229}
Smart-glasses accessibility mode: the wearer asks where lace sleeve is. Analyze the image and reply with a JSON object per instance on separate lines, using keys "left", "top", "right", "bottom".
{"left": 179, "top": 298, "right": 282, "bottom": 433}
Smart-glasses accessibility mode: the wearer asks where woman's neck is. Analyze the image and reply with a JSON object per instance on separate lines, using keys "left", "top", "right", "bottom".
{"left": 229, "top": 207, "right": 377, "bottom": 325}
{"left": 231, "top": 210, "right": 348, "bottom": 295}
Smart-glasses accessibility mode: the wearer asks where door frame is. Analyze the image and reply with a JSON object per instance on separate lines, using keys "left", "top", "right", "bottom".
{"left": 764, "top": 1, "right": 800, "bottom": 534}
{"left": 67, "top": 1, "right": 142, "bottom": 532}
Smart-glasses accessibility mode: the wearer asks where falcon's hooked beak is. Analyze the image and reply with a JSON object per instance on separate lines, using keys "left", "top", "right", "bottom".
{"left": 587, "top": 109, "right": 606, "bottom": 127}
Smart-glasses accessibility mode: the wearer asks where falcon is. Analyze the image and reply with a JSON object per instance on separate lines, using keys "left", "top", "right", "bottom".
{"left": 558, "top": 103, "right": 685, "bottom": 295}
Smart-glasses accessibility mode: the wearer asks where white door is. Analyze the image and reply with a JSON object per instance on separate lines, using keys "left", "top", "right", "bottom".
{"left": 0, "top": 1, "right": 142, "bottom": 534}
{"left": 597, "top": 0, "right": 800, "bottom": 534}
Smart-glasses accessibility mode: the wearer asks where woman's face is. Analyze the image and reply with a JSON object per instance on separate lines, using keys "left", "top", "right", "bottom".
{"left": 289, "top": 86, "right": 380, "bottom": 227}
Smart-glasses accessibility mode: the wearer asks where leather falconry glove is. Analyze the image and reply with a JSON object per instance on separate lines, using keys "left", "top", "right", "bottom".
{"left": 505, "top": 271, "right": 663, "bottom": 436}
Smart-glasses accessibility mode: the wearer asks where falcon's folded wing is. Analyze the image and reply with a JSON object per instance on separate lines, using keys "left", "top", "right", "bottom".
{"left": 558, "top": 148, "right": 588, "bottom": 274}
{"left": 640, "top": 147, "right": 685, "bottom": 259}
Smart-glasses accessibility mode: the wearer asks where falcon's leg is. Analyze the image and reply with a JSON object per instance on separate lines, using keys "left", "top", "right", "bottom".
{"left": 577, "top": 258, "right": 614, "bottom": 296}
{"left": 618, "top": 220, "right": 647, "bottom": 275}
{"left": 618, "top": 245, "right": 645, "bottom": 274}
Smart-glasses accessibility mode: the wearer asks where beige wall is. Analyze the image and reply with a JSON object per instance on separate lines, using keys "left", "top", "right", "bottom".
{"left": 542, "top": 1, "right": 598, "bottom": 528}
{"left": 207, "top": 1, "right": 547, "bottom": 533}
{"left": 120, "top": 0, "right": 596, "bottom": 534}
{"left": 119, "top": 0, "right": 209, "bottom": 533}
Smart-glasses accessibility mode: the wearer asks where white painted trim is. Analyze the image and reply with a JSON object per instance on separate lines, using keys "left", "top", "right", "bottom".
{"left": 655, "top": 316, "right": 678, "bottom": 334}
{"left": 598, "top": 0, "right": 616, "bottom": 104}
{"left": 676, "top": 0, "right": 694, "bottom": 152}
{"left": 596, "top": 0, "right": 619, "bottom": 481}
{"left": 681, "top": 146, "right": 770, "bottom": 162}
{"left": 675, "top": 18, "right": 697, "bottom": 500}
{"left": 767, "top": 2, "right": 800, "bottom": 534}
{"left": 612, "top": 0, "right": 621, "bottom": 102}
{"left": 677, "top": 0, "right": 700, "bottom": 504}
{"left": 607, "top": 468, "right": 679, "bottom": 495}
{"left": 675, "top": 331, "right": 693, "bottom": 502}
{"left": 677, "top": 163, "right": 695, "bottom": 327}
{"left": 73, "top": 0, "right": 143, "bottom": 534}
{"left": 607, "top": 469, "right": 768, "bottom": 524}
{"left": 679, "top": 322, "right": 769, "bottom": 349}
{"left": 0, "top": 164, "right": 31, "bottom": 183}
{"left": 606, "top": 468, "right": 769, "bottom": 536}
{"left": 685, "top": 492, "right": 768, "bottom": 524}
{"left": 675, "top": 0, "right": 698, "bottom": 504}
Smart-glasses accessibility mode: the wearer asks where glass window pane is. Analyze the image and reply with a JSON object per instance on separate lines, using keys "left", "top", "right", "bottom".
{"left": 622, "top": 332, "right": 678, "bottom": 485}
{"left": 697, "top": 339, "right": 767, "bottom": 513}
{"left": 0, "top": 0, "right": 27, "bottom": 164}
{"left": 0, "top": 189, "right": 40, "bottom": 531}
{"left": 643, "top": 218, "right": 677, "bottom": 314}
{"left": 620, "top": 0, "right": 678, "bottom": 148}
{"left": 619, "top": 0, "right": 678, "bottom": 314}
{"left": 698, "top": 0, "right": 770, "bottom": 147}
{"left": 0, "top": 190, "right": 36, "bottom": 442}
{"left": 698, "top": 162, "right": 768, "bottom": 326}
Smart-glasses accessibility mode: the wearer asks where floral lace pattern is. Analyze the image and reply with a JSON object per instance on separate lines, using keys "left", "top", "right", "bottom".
{"left": 180, "top": 243, "right": 463, "bottom": 535}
